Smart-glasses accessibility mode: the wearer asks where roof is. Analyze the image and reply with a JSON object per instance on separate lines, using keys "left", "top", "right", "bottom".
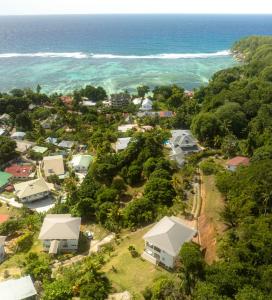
{"left": 45, "top": 137, "right": 58, "bottom": 145}
{"left": 43, "top": 155, "right": 65, "bottom": 177}
{"left": 0, "top": 113, "right": 10, "bottom": 120}
{"left": 60, "top": 95, "right": 73, "bottom": 105}
{"left": 143, "top": 216, "right": 197, "bottom": 256}
{"left": 58, "top": 140, "right": 75, "bottom": 149}
{"left": 14, "top": 177, "right": 50, "bottom": 199}
{"left": 32, "top": 145, "right": 48, "bottom": 154}
{"left": 0, "top": 275, "right": 37, "bottom": 300}
{"left": 227, "top": 156, "right": 250, "bottom": 167}
{"left": 71, "top": 154, "right": 92, "bottom": 169}
{"left": 0, "top": 172, "right": 12, "bottom": 188}
{"left": 15, "top": 140, "right": 34, "bottom": 153}
{"left": 11, "top": 132, "right": 26, "bottom": 138}
{"left": 118, "top": 124, "right": 138, "bottom": 132}
{"left": 0, "top": 235, "right": 6, "bottom": 246}
{"left": 0, "top": 215, "right": 9, "bottom": 224}
{"left": 39, "top": 214, "right": 81, "bottom": 240}
{"left": 0, "top": 128, "right": 6, "bottom": 136}
{"left": 116, "top": 137, "right": 131, "bottom": 151}
{"left": 142, "top": 98, "right": 153, "bottom": 106}
{"left": 132, "top": 98, "right": 142, "bottom": 105}
{"left": 82, "top": 100, "right": 96, "bottom": 106}
{"left": 5, "top": 164, "right": 32, "bottom": 178}
{"left": 159, "top": 111, "right": 173, "bottom": 117}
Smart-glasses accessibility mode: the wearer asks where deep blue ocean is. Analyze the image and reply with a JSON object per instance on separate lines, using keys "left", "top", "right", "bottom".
{"left": 0, "top": 14, "right": 272, "bottom": 94}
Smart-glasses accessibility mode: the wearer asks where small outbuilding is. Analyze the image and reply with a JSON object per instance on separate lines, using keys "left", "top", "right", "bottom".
{"left": 226, "top": 156, "right": 250, "bottom": 171}
{"left": 115, "top": 137, "right": 131, "bottom": 152}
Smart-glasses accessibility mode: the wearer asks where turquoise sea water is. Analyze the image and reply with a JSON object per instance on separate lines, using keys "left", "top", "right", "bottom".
{"left": 0, "top": 15, "right": 272, "bottom": 94}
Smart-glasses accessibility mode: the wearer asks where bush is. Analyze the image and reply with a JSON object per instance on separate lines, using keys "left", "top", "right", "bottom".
{"left": 199, "top": 159, "right": 219, "bottom": 175}
{"left": 15, "top": 231, "right": 33, "bottom": 252}
{"left": 128, "top": 245, "right": 139, "bottom": 258}
{"left": 0, "top": 219, "right": 21, "bottom": 236}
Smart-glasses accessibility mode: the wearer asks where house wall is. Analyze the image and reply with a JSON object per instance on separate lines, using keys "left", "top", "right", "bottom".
{"left": 145, "top": 242, "right": 175, "bottom": 268}
{"left": 21, "top": 191, "right": 50, "bottom": 203}
{"left": 227, "top": 165, "right": 236, "bottom": 172}
{"left": 0, "top": 245, "right": 5, "bottom": 262}
{"left": 43, "top": 239, "right": 79, "bottom": 252}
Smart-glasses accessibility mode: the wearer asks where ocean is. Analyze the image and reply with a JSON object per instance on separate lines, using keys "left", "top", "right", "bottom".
{"left": 0, "top": 14, "right": 272, "bottom": 94}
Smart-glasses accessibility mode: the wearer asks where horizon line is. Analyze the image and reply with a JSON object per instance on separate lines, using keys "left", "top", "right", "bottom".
{"left": 1, "top": 12, "right": 272, "bottom": 17}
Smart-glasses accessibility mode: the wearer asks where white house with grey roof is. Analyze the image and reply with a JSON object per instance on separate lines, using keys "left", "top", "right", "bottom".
{"left": 14, "top": 177, "right": 51, "bottom": 203}
{"left": 169, "top": 130, "right": 200, "bottom": 167}
{"left": 142, "top": 216, "right": 197, "bottom": 269}
{"left": 115, "top": 137, "right": 132, "bottom": 152}
{"left": 39, "top": 214, "right": 81, "bottom": 254}
{"left": 140, "top": 98, "right": 153, "bottom": 111}
{"left": 0, "top": 275, "right": 37, "bottom": 300}
{"left": 58, "top": 140, "right": 75, "bottom": 149}
{"left": 11, "top": 131, "right": 26, "bottom": 140}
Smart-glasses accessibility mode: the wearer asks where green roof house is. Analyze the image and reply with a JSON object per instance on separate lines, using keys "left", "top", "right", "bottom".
{"left": 70, "top": 154, "right": 93, "bottom": 173}
{"left": 0, "top": 171, "right": 12, "bottom": 192}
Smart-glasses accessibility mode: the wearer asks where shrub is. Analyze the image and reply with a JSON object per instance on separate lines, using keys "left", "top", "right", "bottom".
{"left": 128, "top": 245, "right": 139, "bottom": 258}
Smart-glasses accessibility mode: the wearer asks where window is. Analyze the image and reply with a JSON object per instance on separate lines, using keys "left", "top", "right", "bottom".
{"left": 153, "top": 246, "right": 161, "bottom": 253}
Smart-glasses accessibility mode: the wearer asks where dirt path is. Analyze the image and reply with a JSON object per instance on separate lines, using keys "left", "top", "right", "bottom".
{"left": 197, "top": 172, "right": 225, "bottom": 264}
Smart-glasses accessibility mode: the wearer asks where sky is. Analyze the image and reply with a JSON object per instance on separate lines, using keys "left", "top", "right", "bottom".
{"left": 0, "top": 0, "right": 272, "bottom": 15}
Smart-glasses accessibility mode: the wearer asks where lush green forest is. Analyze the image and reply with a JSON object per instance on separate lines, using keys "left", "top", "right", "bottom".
{"left": 144, "top": 36, "right": 272, "bottom": 300}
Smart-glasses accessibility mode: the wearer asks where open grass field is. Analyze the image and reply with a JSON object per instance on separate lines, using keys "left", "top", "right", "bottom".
{"left": 102, "top": 226, "right": 176, "bottom": 299}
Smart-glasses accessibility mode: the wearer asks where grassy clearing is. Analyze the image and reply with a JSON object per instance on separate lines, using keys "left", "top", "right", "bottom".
{"left": 102, "top": 226, "right": 176, "bottom": 299}
{"left": 201, "top": 173, "right": 226, "bottom": 235}
{"left": 81, "top": 222, "right": 109, "bottom": 241}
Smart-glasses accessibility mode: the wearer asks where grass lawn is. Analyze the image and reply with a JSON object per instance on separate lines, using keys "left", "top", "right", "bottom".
{"left": 81, "top": 222, "right": 109, "bottom": 241}
{"left": 102, "top": 226, "right": 176, "bottom": 299}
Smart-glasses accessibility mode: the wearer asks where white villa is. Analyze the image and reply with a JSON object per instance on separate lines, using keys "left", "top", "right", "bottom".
{"left": 142, "top": 216, "right": 197, "bottom": 269}
{"left": 0, "top": 275, "right": 37, "bottom": 300}
{"left": 0, "top": 236, "right": 6, "bottom": 262}
{"left": 11, "top": 131, "right": 26, "bottom": 140}
{"left": 14, "top": 177, "right": 51, "bottom": 203}
{"left": 118, "top": 124, "right": 138, "bottom": 133}
{"left": 39, "top": 214, "right": 81, "bottom": 254}
{"left": 115, "top": 137, "right": 132, "bottom": 152}
{"left": 43, "top": 155, "right": 65, "bottom": 178}
{"left": 140, "top": 98, "right": 153, "bottom": 111}
{"left": 169, "top": 130, "right": 200, "bottom": 167}
{"left": 70, "top": 154, "right": 92, "bottom": 173}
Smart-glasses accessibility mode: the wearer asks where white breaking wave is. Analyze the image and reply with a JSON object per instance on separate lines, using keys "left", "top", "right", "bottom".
{"left": 0, "top": 50, "right": 231, "bottom": 59}
{"left": 0, "top": 52, "right": 88, "bottom": 59}
{"left": 91, "top": 50, "right": 231, "bottom": 59}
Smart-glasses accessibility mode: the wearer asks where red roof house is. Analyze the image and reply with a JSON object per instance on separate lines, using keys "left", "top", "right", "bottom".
{"left": 0, "top": 215, "right": 9, "bottom": 224}
{"left": 60, "top": 96, "right": 73, "bottom": 107}
{"left": 5, "top": 164, "right": 33, "bottom": 180}
{"left": 226, "top": 156, "right": 250, "bottom": 171}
